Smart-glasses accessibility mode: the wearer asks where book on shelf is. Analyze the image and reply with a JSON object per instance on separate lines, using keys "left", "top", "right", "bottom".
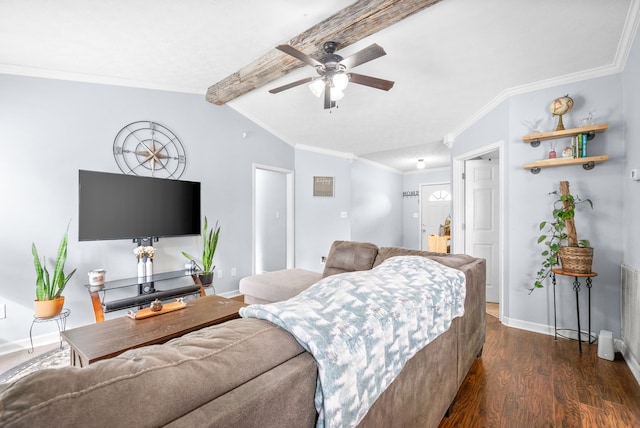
{"left": 572, "top": 134, "right": 588, "bottom": 158}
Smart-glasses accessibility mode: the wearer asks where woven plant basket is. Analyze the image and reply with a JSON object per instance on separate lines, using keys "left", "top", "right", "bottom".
{"left": 559, "top": 246, "right": 593, "bottom": 274}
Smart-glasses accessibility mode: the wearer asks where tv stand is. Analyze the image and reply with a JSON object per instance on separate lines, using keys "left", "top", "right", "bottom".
{"left": 86, "top": 270, "right": 206, "bottom": 322}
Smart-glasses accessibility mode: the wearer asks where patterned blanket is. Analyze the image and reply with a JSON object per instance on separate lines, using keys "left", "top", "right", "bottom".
{"left": 239, "top": 255, "right": 466, "bottom": 428}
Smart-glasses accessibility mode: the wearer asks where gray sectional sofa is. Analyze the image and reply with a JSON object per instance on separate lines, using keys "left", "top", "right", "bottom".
{"left": 0, "top": 241, "right": 486, "bottom": 427}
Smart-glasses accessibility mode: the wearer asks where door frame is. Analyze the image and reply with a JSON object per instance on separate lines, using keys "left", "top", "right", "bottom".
{"left": 452, "top": 140, "right": 504, "bottom": 319}
{"left": 418, "top": 181, "right": 451, "bottom": 251}
{"left": 252, "top": 163, "right": 295, "bottom": 274}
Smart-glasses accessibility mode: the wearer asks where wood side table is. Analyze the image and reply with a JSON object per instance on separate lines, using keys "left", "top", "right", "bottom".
{"left": 551, "top": 268, "right": 597, "bottom": 352}
{"left": 61, "top": 295, "right": 245, "bottom": 367}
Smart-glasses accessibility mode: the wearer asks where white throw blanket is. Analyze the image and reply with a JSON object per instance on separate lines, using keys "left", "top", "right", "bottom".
{"left": 240, "top": 255, "right": 466, "bottom": 428}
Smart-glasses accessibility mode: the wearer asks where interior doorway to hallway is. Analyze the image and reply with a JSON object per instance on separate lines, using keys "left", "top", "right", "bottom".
{"left": 452, "top": 141, "right": 504, "bottom": 317}
{"left": 252, "top": 164, "right": 294, "bottom": 274}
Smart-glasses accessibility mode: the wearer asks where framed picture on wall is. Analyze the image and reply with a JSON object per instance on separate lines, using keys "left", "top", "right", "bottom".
{"left": 313, "top": 176, "right": 334, "bottom": 197}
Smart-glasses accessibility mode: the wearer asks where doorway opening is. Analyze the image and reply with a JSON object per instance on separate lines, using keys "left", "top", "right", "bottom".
{"left": 252, "top": 164, "right": 294, "bottom": 274}
{"left": 419, "top": 182, "right": 451, "bottom": 252}
{"left": 452, "top": 141, "right": 504, "bottom": 319}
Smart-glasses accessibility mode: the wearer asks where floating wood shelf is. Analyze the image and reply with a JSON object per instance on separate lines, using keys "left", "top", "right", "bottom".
{"left": 523, "top": 155, "right": 609, "bottom": 174}
{"left": 522, "top": 124, "right": 608, "bottom": 147}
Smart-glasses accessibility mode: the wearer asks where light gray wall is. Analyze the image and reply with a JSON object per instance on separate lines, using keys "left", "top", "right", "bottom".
{"left": 350, "top": 161, "right": 403, "bottom": 247}
{"left": 402, "top": 168, "right": 451, "bottom": 249}
{"left": 454, "top": 74, "right": 625, "bottom": 337}
{"left": 294, "top": 150, "right": 352, "bottom": 271}
{"left": 0, "top": 74, "right": 293, "bottom": 348}
{"left": 293, "top": 151, "right": 404, "bottom": 271}
{"left": 622, "top": 21, "right": 640, "bottom": 270}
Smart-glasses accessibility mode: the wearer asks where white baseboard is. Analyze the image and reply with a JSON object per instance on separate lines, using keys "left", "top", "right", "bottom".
{"left": 619, "top": 340, "right": 640, "bottom": 385}
{"left": 0, "top": 331, "right": 61, "bottom": 357}
{"left": 501, "top": 316, "right": 640, "bottom": 387}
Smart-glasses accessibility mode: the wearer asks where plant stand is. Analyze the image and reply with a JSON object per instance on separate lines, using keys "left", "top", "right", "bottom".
{"left": 28, "top": 308, "right": 70, "bottom": 353}
{"left": 552, "top": 269, "right": 597, "bottom": 352}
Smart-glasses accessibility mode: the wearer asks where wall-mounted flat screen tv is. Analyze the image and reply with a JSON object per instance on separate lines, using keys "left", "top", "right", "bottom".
{"left": 79, "top": 170, "right": 201, "bottom": 241}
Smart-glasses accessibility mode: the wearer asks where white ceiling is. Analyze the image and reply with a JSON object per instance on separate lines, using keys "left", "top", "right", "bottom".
{"left": 0, "top": 0, "right": 636, "bottom": 172}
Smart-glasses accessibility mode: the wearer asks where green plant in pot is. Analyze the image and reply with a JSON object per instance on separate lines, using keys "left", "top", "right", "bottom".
{"left": 531, "top": 181, "right": 593, "bottom": 292}
{"left": 182, "top": 217, "right": 220, "bottom": 286}
{"left": 32, "top": 228, "right": 77, "bottom": 317}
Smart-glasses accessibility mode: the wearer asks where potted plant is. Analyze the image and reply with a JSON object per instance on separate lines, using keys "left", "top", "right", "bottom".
{"left": 531, "top": 181, "right": 593, "bottom": 292}
{"left": 32, "top": 228, "right": 77, "bottom": 317}
{"left": 182, "top": 217, "right": 220, "bottom": 286}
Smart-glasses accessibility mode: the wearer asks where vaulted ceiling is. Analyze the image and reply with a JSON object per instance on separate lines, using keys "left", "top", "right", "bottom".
{"left": 0, "top": 0, "right": 636, "bottom": 171}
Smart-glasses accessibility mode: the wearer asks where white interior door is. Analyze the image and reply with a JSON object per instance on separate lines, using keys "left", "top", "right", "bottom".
{"left": 464, "top": 159, "right": 500, "bottom": 303}
{"left": 420, "top": 183, "right": 451, "bottom": 251}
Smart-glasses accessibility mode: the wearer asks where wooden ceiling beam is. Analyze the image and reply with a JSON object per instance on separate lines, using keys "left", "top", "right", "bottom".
{"left": 205, "top": 0, "right": 443, "bottom": 105}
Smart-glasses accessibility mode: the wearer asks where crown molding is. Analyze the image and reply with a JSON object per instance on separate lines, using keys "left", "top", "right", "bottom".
{"left": 449, "top": 0, "right": 640, "bottom": 143}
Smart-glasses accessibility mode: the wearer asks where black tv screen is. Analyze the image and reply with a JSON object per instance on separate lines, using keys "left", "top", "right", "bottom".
{"left": 79, "top": 170, "right": 201, "bottom": 241}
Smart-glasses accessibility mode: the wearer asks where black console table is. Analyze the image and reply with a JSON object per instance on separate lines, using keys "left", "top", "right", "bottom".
{"left": 551, "top": 268, "right": 597, "bottom": 352}
{"left": 85, "top": 270, "right": 206, "bottom": 322}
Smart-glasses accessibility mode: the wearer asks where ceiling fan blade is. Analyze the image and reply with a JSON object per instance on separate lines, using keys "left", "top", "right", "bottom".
{"left": 349, "top": 73, "right": 395, "bottom": 91}
{"left": 324, "top": 81, "right": 331, "bottom": 109}
{"left": 340, "top": 44, "right": 387, "bottom": 70}
{"left": 269, "top": 77, "right": 314, "bottom": 94}
{"left": 276, "top": 44, "right": 323, "bottom": 68}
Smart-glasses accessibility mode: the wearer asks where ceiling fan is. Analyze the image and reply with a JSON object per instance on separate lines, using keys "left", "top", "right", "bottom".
{"left": 269, "top": 41, "right": 395, "bottom": 109}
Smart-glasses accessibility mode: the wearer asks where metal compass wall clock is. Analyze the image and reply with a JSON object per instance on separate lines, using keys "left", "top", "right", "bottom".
{"left": 113, "top": 121, "right": 186, "bottom": 179}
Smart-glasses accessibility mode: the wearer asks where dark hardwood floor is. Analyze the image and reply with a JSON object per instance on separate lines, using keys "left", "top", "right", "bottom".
{"left": 439, "top": 315, "right": 640, "bottom": 427}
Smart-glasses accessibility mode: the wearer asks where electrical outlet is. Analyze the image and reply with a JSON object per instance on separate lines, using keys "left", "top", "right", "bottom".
{"left": 0, "top": 303, "right": 6, "bottom": 319}
{"left": 218, "top": 269, "right": 223, "bottom": 278}
{"left": 231, "top": 267, "right": 237, "bottom": 277}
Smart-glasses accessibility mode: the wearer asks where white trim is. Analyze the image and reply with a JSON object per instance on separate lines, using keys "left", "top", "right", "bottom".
{"left": 620, "top": 339, "right": 640, "bottom": 385}
{"left": 252, "top": 163, "right": 295, "bottom": 274}
{"left": 616, "top": 0, "right": 640, "bottom": 72}
{"left": 0, "top": 331, "right": 61, "bottom": 357}
{"left": 447, "top": 1, "right": 640, "bottom": 144}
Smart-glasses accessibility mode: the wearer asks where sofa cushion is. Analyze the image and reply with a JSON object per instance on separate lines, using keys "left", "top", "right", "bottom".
{"left": 239, "top": 268, "right": 322, "bottom": 303}
{"left": 322, "top": 240, "right": 379, "bottom": 277}
{"left": 0, "top": 318, "right": 310, "bottom": 427}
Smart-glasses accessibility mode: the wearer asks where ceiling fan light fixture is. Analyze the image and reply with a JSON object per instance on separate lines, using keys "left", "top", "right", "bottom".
{"left": 309, "top": 79, "right": 325, "bottom": 98}
{"left": 332, "top": 72, "right": 349, "bottom": 91}
{"left": 330, "top": 88, "right": 344, "bottom": 102}
{"left": 416, "top": 159, "right": 426, "bottom": 169}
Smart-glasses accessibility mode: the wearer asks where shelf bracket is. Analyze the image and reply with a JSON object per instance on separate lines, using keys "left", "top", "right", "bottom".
{"left": 586, "top": 131, "right": 596, "bottom": 141}
{"left": 530, "top": 167, "right": 541, "bottom": 174}
{"left": 583, "top": 161, "right": 596, "bottom": 170}
{"left": 529, "top": 139, "right": 541, "bottom": 148}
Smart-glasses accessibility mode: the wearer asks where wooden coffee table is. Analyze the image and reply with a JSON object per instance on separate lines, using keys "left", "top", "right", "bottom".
{"left": 61, "top": 295, "right": 246, "bottom": 367}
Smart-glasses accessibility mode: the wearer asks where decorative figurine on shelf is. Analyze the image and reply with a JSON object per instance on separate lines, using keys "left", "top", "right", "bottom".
{"left": 522, "top": 118, "right": 543, "bottom": 134}
{"left": 580, "top": 109, "right": 596, "bottom": 127}
{"left": 562, "top": 146, "right": 574, "bottom": 158}
{"left": 145, "top": 246, "right": 155, "bottom": 279}
{"left": 548, "top": 141, "right": 557, "bottom": 159}
{"left": 550, "top": 94, "right": 574, "bottom": 131}
{"left": 134, "top": 246, "right": 146, "bottom": 278}
{"left": 150, "top": 299, "right": 163, "bottom": 312}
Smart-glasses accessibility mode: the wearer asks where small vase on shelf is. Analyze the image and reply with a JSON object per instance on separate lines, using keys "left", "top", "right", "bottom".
{"left": 145, "top": 257, "right": 153, "bottom": 279}
{"left": 137, "top": 258, "right": 145, "bottom": 279}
